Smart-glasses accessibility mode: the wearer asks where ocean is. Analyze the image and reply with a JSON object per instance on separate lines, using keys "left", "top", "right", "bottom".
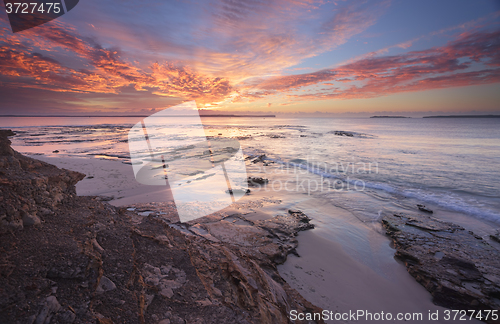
{"left": 2, "top": 116, "right": 500, "bottom": 244}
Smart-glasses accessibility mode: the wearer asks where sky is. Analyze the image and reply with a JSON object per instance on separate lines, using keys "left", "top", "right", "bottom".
{"left": 0, "top": 0, "right": 499, "bottom": 116}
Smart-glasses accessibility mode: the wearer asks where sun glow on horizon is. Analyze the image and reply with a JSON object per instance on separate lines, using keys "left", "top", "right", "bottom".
{"left": 0, "top": 1, "right": 499, "bottom": 115}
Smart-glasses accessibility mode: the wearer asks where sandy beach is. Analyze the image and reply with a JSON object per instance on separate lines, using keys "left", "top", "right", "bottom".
{"left": 278, "top": 231, "right": 452, "bottom": 323}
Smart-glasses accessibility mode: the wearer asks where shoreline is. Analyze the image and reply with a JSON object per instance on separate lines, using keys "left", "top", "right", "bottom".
{"left": 278, "top": 230, "right": 452, "bottom": 323}
{"left": 22, "top": 154, "right": 175, "bottom": 206}
{"left": 21, "top": 153, "right": 488, "bottom": 323}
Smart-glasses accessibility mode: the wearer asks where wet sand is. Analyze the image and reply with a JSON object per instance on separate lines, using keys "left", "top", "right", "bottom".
{"left": 277, "top": 230, "right": 457, "bottom": 323}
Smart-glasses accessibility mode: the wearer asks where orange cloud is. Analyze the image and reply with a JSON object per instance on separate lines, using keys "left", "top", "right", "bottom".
{"left": 149, "top": 63, "right": 235, "bottom": 104}
{"left": 0, "top": 19, "right": 234, "bottom": 103}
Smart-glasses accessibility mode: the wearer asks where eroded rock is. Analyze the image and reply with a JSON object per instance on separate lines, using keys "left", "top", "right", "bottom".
{"left": 0, "top": 130, "right": 85, "bottom": 233}
{"left": 35, "top": 296, "right": 61, "bottom": 324}
{"left": 382, "top": 212, "right": 500, "bottom": 314}
{"left": 96, "top": 276, "right": 116, "bottom": 294}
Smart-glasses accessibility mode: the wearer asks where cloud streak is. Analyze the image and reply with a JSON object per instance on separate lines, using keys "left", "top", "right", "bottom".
{"left": 243, "top": 29, "right": 500, "bottom": 101}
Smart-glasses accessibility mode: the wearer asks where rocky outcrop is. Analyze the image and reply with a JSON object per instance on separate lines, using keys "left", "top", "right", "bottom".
{"left": 0, "top": 130, "right": 85, "bottom": 232}
{"left": 382, "top": 213, "right": 500, "bottom": 318}
{"left": 248, "top": 177, "right": 269, "bottom": 186}
{"left": 246, "top": 154, "right": 266, "bottom": 164}
{"left": 0, "top": 130, "right": 323, "bottom": 324}
{"left": 332, "top": 131, "right": 354, "bottom": 137}
{"left": 327, "top": 131, "right": 373, "bottom": 138}
{"left": 416, "top": 204, "right": 433, "bottom": 214}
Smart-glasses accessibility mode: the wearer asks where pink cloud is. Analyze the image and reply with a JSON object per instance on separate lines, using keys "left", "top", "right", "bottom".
{"left": 243, "top": 30, "right": 500, "bottom": 101}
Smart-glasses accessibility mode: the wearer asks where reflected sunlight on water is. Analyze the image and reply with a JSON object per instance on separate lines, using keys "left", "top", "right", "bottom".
{"left": 2, "top": 116, "right": 500, "bottom": 229}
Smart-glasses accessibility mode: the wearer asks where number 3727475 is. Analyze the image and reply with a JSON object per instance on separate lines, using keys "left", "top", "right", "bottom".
{"left": 5, "top": 2, "right": 62, "bottom": 14}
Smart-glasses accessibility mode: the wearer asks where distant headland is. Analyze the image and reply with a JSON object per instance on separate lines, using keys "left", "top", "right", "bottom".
{"left": 370, "top": 116, "right": 411, "bottom": 118}
{"left": 423, "top": 115, "right": 500, "bottom": 118}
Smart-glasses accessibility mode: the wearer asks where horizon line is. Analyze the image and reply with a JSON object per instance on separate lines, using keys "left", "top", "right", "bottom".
{"left": 0, "top": 114, "right": 277, "bottom": 118}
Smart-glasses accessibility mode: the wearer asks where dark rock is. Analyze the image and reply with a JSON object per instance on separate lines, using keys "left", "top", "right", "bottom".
{"left": 95, "top": 196, "right": 114, "bottom": 202}
{"left": 490, "top": 233, "right": 500, "bottom": 244}
{"left": 96, "top": 276, "right": 116, "bottom": 294}
{"left": 0, "top": 130, "right": 16, "bottom": 156}
{"left": 35, "top": 296, "right": 61, "bottom": 324}
{"left": 235, "top": 136, "right": 251, "bottom": 140}
{"left": 382, "top": 212, "right": 500, "bottom": 314}
{"left": 53, "top": 150, "right": 60, "bottom": 153}
{"left": 249, "top": 154, "right": 266, "bottom": 164}
{"left": 0, "top": 130, "right": 84, "bottom": 233}
{"left": 226, "top": 188, "right": 251, "bottom": 195}
{"left": 417, "top": 204, "right": 434, "bottom": 214}
{"left": 21, "top": 211, "right": 41, "bottom": 226}
{"left": 328, "top": 130, "right": 373, "bottom": 138}
{"left": 55, "top": 309, "right": 77, "bottom": 323}
{"left": 333, "top": 131, "right": 354, "bottom": 137}
{"left": 247, "top": 177, "right": 269, "bottom": 186}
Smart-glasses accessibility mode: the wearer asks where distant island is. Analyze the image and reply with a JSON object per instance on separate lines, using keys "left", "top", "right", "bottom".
{"left": 423, "top": 115, "right": 500, "bottom": 118}
{"left": 370, "top": 116, "right": 411, "bottom": 118}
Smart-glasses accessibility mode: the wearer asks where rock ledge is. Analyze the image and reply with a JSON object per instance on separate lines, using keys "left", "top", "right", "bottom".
{"left": 382, "top": 212, "right": 500, "bottom": 318}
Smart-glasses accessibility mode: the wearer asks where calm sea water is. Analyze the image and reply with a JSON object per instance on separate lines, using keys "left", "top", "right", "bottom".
{"left": 2, "top": 116, "right": 500, "bottom": 232}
